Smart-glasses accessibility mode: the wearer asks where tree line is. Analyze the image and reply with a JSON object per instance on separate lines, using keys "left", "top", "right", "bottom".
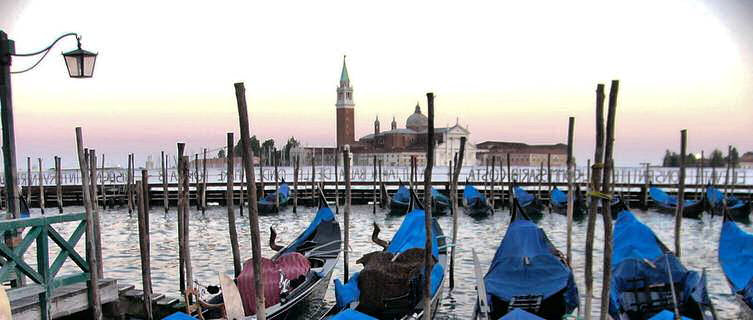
{"left": 216, "top": 136, "right": 300, "bottom": 166}
{"left": 662, "top": 147, "right": 741, "bottom": 167}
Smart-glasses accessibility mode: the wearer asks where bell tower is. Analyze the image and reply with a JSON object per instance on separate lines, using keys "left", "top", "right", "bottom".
{"left": 336, "top": 55, "right": 355, "bottom": 147}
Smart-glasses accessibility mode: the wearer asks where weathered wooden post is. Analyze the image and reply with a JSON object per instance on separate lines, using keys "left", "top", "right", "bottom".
{"left": 373, "top": 155, "right": 377, "bottom": 214}
{"left": 226, "top": 133, "right": 242, "bottom": 277}
{"left": 599, "top": 80, "right": 619, "bottom": 320}
{"left": 176, "top": 143, "right": 186, "bottom": 295}
{"left": 239, "top": 165, "right": 245, "bottom": 217}
{"left": 127, "top": 154, "right": 134, "bottom": 216}
{"left": 142, "top": 167, "right": 150, "bottom": 214}
{"left": 538, "top": 162, "right": 544, "bottom": 199}
{"left": 260, "top": 153, "right": 265, "bottom": 202}
{"left": 89, "top": 150, "right": 104, "bottom": 277}
{"left": 55, "top": 156, "right": 63, "bottom": 213}
{"left": 162, "top": 151, "right": 169, "bottom": 213}
{"left": 584, "top": 83, "right": 605, "bottom": 320}
{"left": 89, "top": 150, "right": 99, "bottom": 212}
{"left": 507, "top": 153, "right": 512, "bottom": 209}
{"left": 135, "top": 180, "right": 153, "bottom": 320}
{"left": 565, "top": 116, "right": 575, "bottom": 265}
{"left": 274, "top": 148, "right": 280, "bottom": 211}
{"left": 27, "top": 156, "right": 31, "bottom": 205}
{"left": 378, "top": 159, "right": 383, "bottom": 208}
{"left": 234, "top": 82, "right": 266, "bottom": 319}
{"left": 293, "top": 156, "right": 299, "bottom": 213}
{"left": 490, "top": 156, "right": 496, "bottom": 208}
{"left": 311, "top": 150, "right": 316, "bottom": 206}
{"left": 100, "top": 154, "right": 106, "bottom": 209}
{"left": 180, "top": 155, "right": 194, "bottom": 307}
{"left": 450, "top": 138, "right": 466, "bottom": 289}
{"left": 547, "top": 153, "right": 552, "bottom": 201}
{"left": 74, "top": 127, "right": 103, "bottom": 320}
{"left": 201, "top": 148, "right": 208, "bottom": 214}
{"left": 334, "top": 149, "right": 339, "bottom": 213}
{"left": 724, "top": 145, "right": 731, "bottom": 199}
{"left": 422, "top": 92, "right": 436, "bottom": 320}
{"left": 343, "top": 146, "right": 352, "bottom": 283}
{"left": 194, "top": 154, "right": 200, "bottom": 210}
{"left": 643, "top": 162, "right": 650, "bottom": 209}
{"left": 674, "top": 130, "right": 687, "bottom": 258}
{"left": 38, "top": 158, "right": 45, "bottom": 213}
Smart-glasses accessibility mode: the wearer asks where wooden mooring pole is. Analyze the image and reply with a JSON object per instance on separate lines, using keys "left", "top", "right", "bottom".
{"left": 565, "top": 116, "right": 575, "bottom": 265}
{"left": 675, "top": 130, "right": 687, "bottom": 257}
{"left": 162, "top": 151, "right": 168, "bottom": 213}
{"left": 373, "top": 155, "right": 377, "bottom": 214}
{"left": 274, "top": 148, "right": 279, "bottom": 211}
{"left": 89, "top": 150, "right": 104, "bottom": 277}
{"left": 177, "top": 143, "right": 186, "bottom": 295}
{"left": 136, "top": 180, "right": 154, "bottom": 320}
{"left": 180, "top": 155, "right": 194, "bottom": 307}
{"left": 202, "top": 148, "right": 208, "bottom": 214}
{"left": 239, "top": 165, "right": 245, "bottom": 217}
{"left": 127, "top": 154, "right": 134, "bottom": 216}
{"left": 234, "top": 82, "right": 266, "bottom": 319}
{"left": 490, "top": 155, "right": 496, "bottom": 208}
{"left": 74, "top": 127, "right": 102, "bottom": 320}
{"left": 142, "top": 168, "right": 150, "bottom": 214}
{"left": 293, "top": 156, "right": 299, "bottom": 213}
{"left": 507, "top": 153, "right": 512, "bottom": 209}
{"left": 334, "top": 149, "right": 339, "bottom": 214}
{"left": 26, "top": 156, "right": 31, "bottom": 205}
{"left": 599, "top": 80, "right": 619, "bottom": 320}
{"left": 100, "top": 154, "right": 106, "bottom": 209}
{"left": 194, "top": 154, "right": 200, "bottom": 211}
{"left": 38, "top": 158, "right": 45, "bottom": 213}
{"left": 422, "top": 92, "right": 435, "bottom": 320}
{"left": 450, "top": 137, "right": 466, "bottom": 290}
{"left": 343, "top": 146, "right": 352, "bottom": 283}
{"left": 226, "top": 133, "right": 242, "bottom": 277}
{"left": 584, "top": 83, "right": 605, "bottom": 320}
{"left": 55, "top": 156, "right": 62, "bottom": 213}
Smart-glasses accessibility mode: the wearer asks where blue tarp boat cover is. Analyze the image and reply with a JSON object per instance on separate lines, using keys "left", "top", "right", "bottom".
{"left": 550, "top": 187, "right": 567, "bottom": 207}
{"left": 514, "top": 187, "right": 535, "bottom": 207}
{"left": 648, "top": 310, "right": 692, "bottom": 320}
{"left": 610, "top": 211, "right": 709, "bottom": 318}
{"left": 393, "top": 185, "right": 410, "bottom": 204}
{"left": 333, "top": 209, "right": 444, "bottom": 313}
{"left": 719, "top": 220, "right": 753, "bottom": 308}
{"left": 283, "top": 205, "right": 335, "bottom": 254}
{"left": 707, "top": 186, "right": 747, "bottom": 210}
{"left": 483, "top": 218, "right": 578, "bottom": 313}
{"left": 649, "top": 187, "right": 696, "bottom": 208}
{"left": 499, "top": 308, "right": 546, "bottom": 320}
{"left": 432, "top": 188, "right": 449, "bottom": 204}
{"left": 464, "top": 185, "right": 487, "bottom": 207}
{"left": 328, "top": 309, "right": 379, "bottom": 320}
{"left": 259, "top": 183, "right": 290, "bottom": 205}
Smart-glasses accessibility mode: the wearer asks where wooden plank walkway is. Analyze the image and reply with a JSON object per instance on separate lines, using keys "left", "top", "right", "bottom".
{"left": 8, "top": 278, "right": 118, "bottom": 320}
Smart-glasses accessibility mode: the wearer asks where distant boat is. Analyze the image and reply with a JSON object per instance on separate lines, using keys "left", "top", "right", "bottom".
{"left": 649, "top": 187, "right": 704, "bottom": 219}
{"left": 609, "top": 206, "right": 715, "bottom": 319}
{"left": 258, "top": 181, "right": 290, "bottom": 214}
{"left": 719, "top": 210, "right": 753, "bottom": 316}
{"left": 513, "top": 186, "right": 544, "bottom": 222}
{"left": 706, "top": 186, "right": 751, "bottom": 222}
{"left": 463, "top": 185, "right": 493, "bottom": 218}
{"left": 473, "top": 198, "right": 579, "bottom": 319}
{"left": 430, "top": 188, "right": 451, "bottom": 216}
{"left": 549, "top": 186, "right": 587, "bottom": 221}
{"left": 388, "top": 184, "right": 411, "bottom": 216}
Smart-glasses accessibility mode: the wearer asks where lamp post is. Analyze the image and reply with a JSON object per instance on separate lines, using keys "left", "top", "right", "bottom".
{"left": 0, "top": 30, "right": 97, "bottom": 220}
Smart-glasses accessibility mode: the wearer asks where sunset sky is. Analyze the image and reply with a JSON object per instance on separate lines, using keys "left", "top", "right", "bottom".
{"left": 2, "top": 0, "right": 752, "bottom": 168}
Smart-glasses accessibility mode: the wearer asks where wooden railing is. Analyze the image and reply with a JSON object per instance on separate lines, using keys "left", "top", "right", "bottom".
{"left": 0, "top": 212, "right": 91, "bottom": 320}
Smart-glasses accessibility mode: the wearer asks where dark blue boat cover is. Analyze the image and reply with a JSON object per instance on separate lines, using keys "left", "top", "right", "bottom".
{"left": 550, "top": 187, "right": 567, "bottom": 207}
{"left": 609, "top": 211, "right": 710, "bottom": 318}
{"left": 432, "top": 188, "right": 449, "bottom": 204}
{"left": 514, "top": 187, "right": 535, "bottom": 207}
{"left": 283, "top": 205, "right": 335, "bottom": 255}
{"left": 464, "top": 185, "right": 487, "bottom": 207}
{"left": 328, "top": 309, "right": 379, "bottom": 320}
{"left": 393, "top": 185, "right": 410, "bottom": 204}
{"left": 648, "top": 310, "right": 692, "bottom": 320}
{"left": 719, "top": 220, "right": 753, "bottom": 308}
{"left": 484, "top": 218, "right": 578, "bottom": 312}
{"left": 707, "top": 187, "right": 747, "bottom": 210}
{"left": 333, "top": 210, "right": 444, "bottom": 313}
{"left": 649, "top": 187, "right": 696, "bottom": 208}
{"left": 499, "top": 308, "right": 545, "bottom": 320}
{"left": 259, "top": 183, "right": 290, "bottom": 205}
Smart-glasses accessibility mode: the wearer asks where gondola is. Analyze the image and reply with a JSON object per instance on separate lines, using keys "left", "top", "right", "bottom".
{"left": 648, "top": 187, "right": 704, "bottom": 219}
{"left": 513, "top": 186, "right": 544, "bottom": 222}
{"left": 473, "top": 197, "right": 579, "bottom": 320}
{"left": 431, "top": 188, "right": 451, "bottom": 216}
{"left": 718, "top": 208, "right": 753, "bottom": 315}
{"left": 388, "top": 183, "right": 411, "bottom": 216}
{"left": 706, "top": 186, "right": 751, "bottom": 223}
{"left": 199, "top": 188, "right": 341, "bottom": 319}
{"left": 609, "top": 200, "right": 715, "bottom": 319}
{"left": 322, "top": 189, "right": 448, "bottom": 320}
{"left": 463, "top": 184, "right": 493, "bottom": 218}
{"left": 258, "top": 181, "right": 290, "bottom": 214}
{"left": 549, "top": 186, "right": 587, "bottom": 221}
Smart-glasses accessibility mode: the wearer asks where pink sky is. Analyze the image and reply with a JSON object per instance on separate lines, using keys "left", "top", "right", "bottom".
{"left": 2, "top": 0, "right": 751, "bottom": 168}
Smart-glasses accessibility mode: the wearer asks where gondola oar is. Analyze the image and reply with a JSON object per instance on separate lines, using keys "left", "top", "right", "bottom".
{"left": 472, "top": 249, "right": 490, "bottom": 320}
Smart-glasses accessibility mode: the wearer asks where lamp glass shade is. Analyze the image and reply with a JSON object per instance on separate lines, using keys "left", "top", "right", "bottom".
{"left": 62, "top": 48, "right": 97, "bottom": 78}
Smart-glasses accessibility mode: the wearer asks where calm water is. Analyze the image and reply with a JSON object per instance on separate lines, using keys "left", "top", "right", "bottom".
{"left": 30, "top": 204, "right": 752, "bottom": 319}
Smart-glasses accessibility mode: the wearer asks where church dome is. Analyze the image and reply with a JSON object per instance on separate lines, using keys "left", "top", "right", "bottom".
{"left": 405, "top": 103, "right": 428, "bottom": 131}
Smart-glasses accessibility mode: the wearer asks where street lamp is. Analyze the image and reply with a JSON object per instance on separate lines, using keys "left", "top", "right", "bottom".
{"left": 0, "top": 30, "right": 97, "bottom": 220}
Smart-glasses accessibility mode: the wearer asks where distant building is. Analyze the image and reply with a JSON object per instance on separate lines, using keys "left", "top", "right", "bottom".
{"left": 336, "top": 56, "right": 355, "bottom": 148}
{"left": 353, "top": 103, "right": 477, "bottom": 166}
{"left": 476, "top": 141, "right": 567, "bottom": 166}
{"left": 290, "top": 146, "right": 339, "bottom": 166}
{"left": 740, "top": 152, "right": 753, "bottom": 169}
